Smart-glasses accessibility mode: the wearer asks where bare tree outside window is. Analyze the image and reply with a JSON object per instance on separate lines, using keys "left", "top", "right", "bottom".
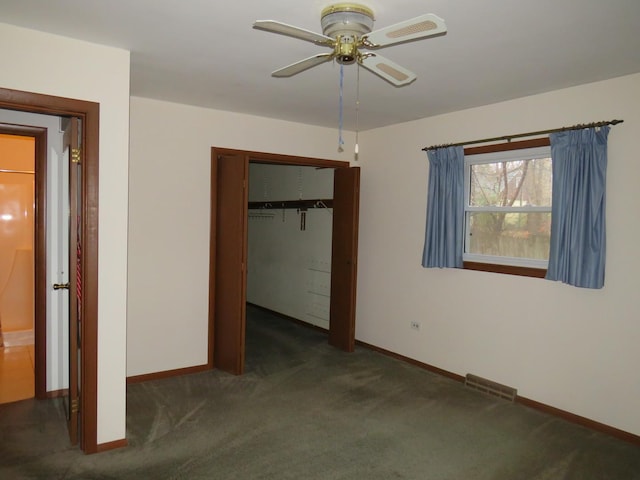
{"left": 466, "top": 156, "right": 552, "bottom": 261}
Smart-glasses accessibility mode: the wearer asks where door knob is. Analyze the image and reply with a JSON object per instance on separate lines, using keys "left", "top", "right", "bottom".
{"left": 53, "top": 282, "right": 70, "bottom": 290}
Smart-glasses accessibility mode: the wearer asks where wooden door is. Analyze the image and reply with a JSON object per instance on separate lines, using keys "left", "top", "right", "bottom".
{"left": 66, "top": 117, "right": 82, "bottom": 444}
{"left": 329, "top": 167, "right": 360, "bottom": 352}
{"left": 211, "top": 149, "right": 248, "bottom": 375}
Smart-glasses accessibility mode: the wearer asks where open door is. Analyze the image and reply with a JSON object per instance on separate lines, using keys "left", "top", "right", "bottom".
{"left": 329, "top": 167, "right": 360, "bottom": 352}
{"left": 211, "top": 149, "right": 248, "bottom": 375}
{"left": 60, "top": 117, "right": 82, "bottom": 445}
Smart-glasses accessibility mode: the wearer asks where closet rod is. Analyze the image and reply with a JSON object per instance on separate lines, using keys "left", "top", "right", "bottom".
{"left": 421, "top": 119, "right": 624, "bottom": 151}
{"left": 0, "top": 168, "right": 35, "bottom": 174}
{"left": 248, "top": 199, "right": 333, "bottom": 210}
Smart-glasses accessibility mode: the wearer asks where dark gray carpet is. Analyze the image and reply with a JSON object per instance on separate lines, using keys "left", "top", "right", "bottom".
{"left": 1, "top": 305, "right": 639, "bottom": 479}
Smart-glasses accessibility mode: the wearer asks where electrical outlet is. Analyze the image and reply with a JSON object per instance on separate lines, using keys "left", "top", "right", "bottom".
{"left": 410, "top": 321, "right": 420, "bottom": 331}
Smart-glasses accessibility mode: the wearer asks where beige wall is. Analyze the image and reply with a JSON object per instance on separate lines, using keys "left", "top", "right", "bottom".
{"left": 0, "top": 23, "right": 130, "bottom": 444}
{"left": 357, "top": 73, "right": 640, "bottom": 436}
{"left": 127, "top": 97, "right": 353, "bottom": 377}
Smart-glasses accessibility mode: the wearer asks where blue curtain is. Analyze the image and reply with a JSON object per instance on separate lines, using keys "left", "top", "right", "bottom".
{"left": 422, "top": 146, "right": 465, "bottom": 268}
{"left": 546, "top": 127, "right": 609, "bottom": 288}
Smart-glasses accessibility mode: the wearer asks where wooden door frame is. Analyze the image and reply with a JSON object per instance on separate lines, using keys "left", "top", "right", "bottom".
{"left": 208, "top": 147, "right": 354, "bottom": 370}
{"left": 0, "top": 87, "right": 100, "bottom": 454}
{"left": 0, "top": 124, "right": 47, "bottom": 398}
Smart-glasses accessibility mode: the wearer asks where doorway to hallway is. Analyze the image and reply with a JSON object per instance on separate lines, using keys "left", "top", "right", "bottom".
{"left": 0, "top": 132, "right": 36, "bottom": 404}
{"left": 0, "top": 87, "right": 100, "bottom": 453}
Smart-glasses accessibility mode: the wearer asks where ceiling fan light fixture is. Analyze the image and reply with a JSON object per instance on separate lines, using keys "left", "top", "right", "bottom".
{"left": 254, "top": 5, "right": 446, "bottom": 85}
{"left": 321, "top": 3, "right": 375, "bottom": 38}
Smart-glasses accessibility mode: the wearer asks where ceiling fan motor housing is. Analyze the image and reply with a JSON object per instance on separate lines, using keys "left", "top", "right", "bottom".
{"left": 321, "top": 3, "right": 374, "bottom": 63}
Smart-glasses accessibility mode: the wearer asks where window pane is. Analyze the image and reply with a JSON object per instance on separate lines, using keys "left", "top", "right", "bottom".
{"left": 467, "top": 212, "right": 551, "bottom": 260}
{"left": 469, "top": 158, "right": 552, "bottom": 207}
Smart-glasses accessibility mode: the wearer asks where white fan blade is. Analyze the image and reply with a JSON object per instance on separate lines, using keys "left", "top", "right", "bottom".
{"left": 362, "top": 14, "right": 446, "bottom": 48}
{"left": 272, "top": 53, "right": 334, "bottom": 77}
{"left": 254, "top": 20, "right": 334, "bottom": 45}
{"left": 359, "top": 54, "right": 417, "bottom": 86}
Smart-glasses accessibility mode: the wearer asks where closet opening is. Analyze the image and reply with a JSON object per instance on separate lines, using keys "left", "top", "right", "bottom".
{"left": 247, "top": 163, "right": 334, "bottom": 332}
{"left": 210, "top": 148, "right": 360, "bottom": 375}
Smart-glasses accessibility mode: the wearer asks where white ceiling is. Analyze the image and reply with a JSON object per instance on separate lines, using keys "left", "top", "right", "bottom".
{"left": 1, "top": 0, "right": 639, "bottom": 131}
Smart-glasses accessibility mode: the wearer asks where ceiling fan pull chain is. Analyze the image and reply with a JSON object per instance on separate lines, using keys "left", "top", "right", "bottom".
{"left": 338, "top": 64, "right": 344, "bottom": 152}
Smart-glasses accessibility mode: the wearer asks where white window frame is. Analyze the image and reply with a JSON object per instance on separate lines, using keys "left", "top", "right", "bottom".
{"left": 463, "top": 145, "right": 552, "bottom": 269}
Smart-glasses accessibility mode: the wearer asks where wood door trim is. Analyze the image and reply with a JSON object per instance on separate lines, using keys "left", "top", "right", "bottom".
{"left": 213, "top": 147, "right": 350, "bottom": 169}
{"left": 0, "top": 124, "right": 47, "bottom": 398}
{"left": 209, "top": 151, "right": 219, "bottom": 371}
{"left": 126, "top": 364, "right": 211, "bottom": 384}
{"left": 95, "top": 438, "right": 129, "bottom": 452}
{"left": 0, "top": 87, "right": 100, "bottom": 454}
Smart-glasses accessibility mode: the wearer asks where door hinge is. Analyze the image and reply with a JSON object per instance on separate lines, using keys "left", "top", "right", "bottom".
{"left": 71, "top": 148, "right": 81, "bottom": 164}
{"left": 71, "top": 397, "right": 80, "bottom": 414}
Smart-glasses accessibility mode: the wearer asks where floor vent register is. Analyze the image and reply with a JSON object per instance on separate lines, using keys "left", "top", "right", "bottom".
{"left": 465, "top": 373, "right": 517, "bottom": 402}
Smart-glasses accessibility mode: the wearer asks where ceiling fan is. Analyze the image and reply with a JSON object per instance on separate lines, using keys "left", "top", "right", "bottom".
{"left": 253, "top": 3, "right": 447, "bottom": 86}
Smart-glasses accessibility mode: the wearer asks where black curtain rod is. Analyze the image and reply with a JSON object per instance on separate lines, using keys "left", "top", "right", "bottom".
{"left": 421, "top": 119, "right": 624, "bottom": 152}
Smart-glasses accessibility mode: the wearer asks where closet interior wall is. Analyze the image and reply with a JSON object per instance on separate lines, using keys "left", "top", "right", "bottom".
{"left": 246, "top": 164, "right": 334, "bottom": 329}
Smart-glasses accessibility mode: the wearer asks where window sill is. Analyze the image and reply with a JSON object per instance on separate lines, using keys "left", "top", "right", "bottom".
{"left": 463, "top": 261, "right": 547, "bottom": 279}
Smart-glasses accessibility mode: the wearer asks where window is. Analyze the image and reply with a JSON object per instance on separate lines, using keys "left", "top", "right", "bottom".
{"left": 423, "top": 129, "right": 610, "bottom": 287}
{"left": 463, "top": 139, "right": 551, "bottom": 274}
